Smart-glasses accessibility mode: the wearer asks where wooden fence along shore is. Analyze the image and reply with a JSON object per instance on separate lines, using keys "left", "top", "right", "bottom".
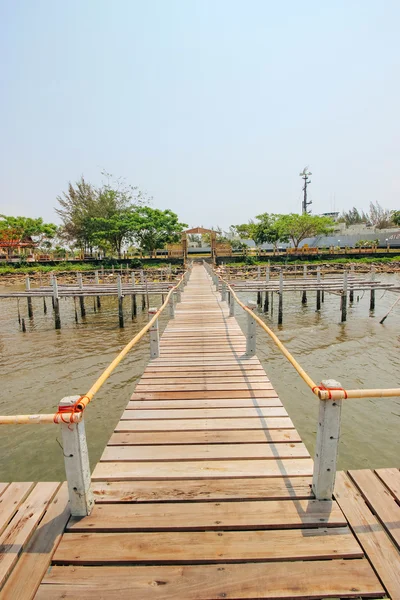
{"left": 0, "top": 263, "right": 399, "bottom": 598}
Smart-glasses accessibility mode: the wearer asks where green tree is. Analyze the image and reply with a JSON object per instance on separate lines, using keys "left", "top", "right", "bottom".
{"left": 231, "top": 221, "right": 257, "bottom": 243}
{"left": 131, "top": 207, "right": 187, "bottom": 257}
{"left": 275, "top": 213, "right": 334, "bottom": 249}
{"left": 254, "top": 213, "right": 289, "bottom": 252}
{"left": 368, "top": 201, "right": 393, "bottom": 229}
{"left": 392, "top": 210, "right": 400, "bottom": 226}
{"left": 338, "top": 207, "right": 368, "bottom": 226}
{"left": 90, "top": 208, "right": 138, "bottom": 259}
{"left": 0, "top": 215, "right": 57, "bottom": 257}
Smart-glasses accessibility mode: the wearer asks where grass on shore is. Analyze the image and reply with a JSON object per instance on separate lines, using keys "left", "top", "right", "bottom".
{"left": 224, "top": 255, "right": 400, "bottom": 267}
{"left": 0, "top": 261, "right": 174, "bottom": 275}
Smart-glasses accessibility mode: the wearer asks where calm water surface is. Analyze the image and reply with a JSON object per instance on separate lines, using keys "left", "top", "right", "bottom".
{"left": 1, "top": 273, "right": 399, "bottom": 480}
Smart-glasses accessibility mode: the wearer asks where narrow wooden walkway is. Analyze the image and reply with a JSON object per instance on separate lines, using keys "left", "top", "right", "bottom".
{"left": 2, "top": 265, "right": 399, "bottom": 598}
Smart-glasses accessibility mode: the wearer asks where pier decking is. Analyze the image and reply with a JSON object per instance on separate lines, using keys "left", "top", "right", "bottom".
{"left": 1, "top": 265, "right": 399, "bottom": 598}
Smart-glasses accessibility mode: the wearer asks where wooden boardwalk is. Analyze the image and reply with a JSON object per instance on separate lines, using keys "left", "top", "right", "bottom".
{"left": 1, "top": 265, "right": 399, "bottom": 598}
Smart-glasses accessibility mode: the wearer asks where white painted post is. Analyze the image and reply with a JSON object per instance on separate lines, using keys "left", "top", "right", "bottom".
{"left": 169, "top": 293, "right": 175, "bottom": 318}
{"left": 229, "top": 286, "right": 235, "bottom": 316}
{"left": 221, "top": 281, "right": 227, "bottom": 302}
{"left": 246, "top": 300, "right": 257, "bottom": 356}
{"left": 176, "top": 288, "right": 182, "bottom": 303}
{"left": 59, "top": 396, "right": 94, "bottom": 516}
{"left": 312, "top": 379, "right": 343, "bottom": 500}
{"left": 148, "top": 308, "right": 160, "bottom": 358}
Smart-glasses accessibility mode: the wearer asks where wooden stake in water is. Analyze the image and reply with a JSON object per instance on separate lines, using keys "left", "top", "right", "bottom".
{"left": 52, "top": 276, "right": 61, "bottom": 329}
{"left": 316, "top": 266, "right": 321, "bottom": 311}
{"left": 278, "top": 269, "right": 283, "bottom": 325}
{"left": 302, "top": 265, "right": 307, "bottom": 304}
{"left": 95, "top": 270, "right": 101, "bottom": 309}
{"left": 341, "top": 271, "right": 348, "bottom": 322}
{"left": 117, "top": 275, "right": 124, "bottom": 328}
{"left": 370, "top": 266, "right": 376, "bottom": 311}
{"left": 77, "top": 273, "right": 86, "bottom": 318}
{"left": 26, "top": 276, "right": 33, "bottom": 319}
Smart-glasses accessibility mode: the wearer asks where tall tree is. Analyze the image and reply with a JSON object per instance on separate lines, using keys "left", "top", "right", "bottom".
{"left": 368, "top": 201, "right": 393, "bottom": 229}
{"left": 253, "top": 213, "right": 289, "bottom": 251}
{"left": 338, "top": 207, "right": 368, "bottom": 226}
{"left": 392, "top": 210, "right": 400, "bottom": 226}
{"left": 275, "top": 213, "right": 334, "bottom": 249}
{"left": 55, "top": 177, "right": 98, "bottom": 252}
{"left": 131, "top": 207, "right": 187, "bottom": 257}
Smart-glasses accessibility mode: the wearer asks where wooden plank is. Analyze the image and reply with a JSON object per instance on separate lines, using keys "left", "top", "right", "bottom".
{"left": 0, "top": 484, "right": 9, "bottom": 498}
{"left": 140, "top": 369, "right": 266, "bottom": 378}
{"left": 66, "top": 498, "right": 345, "bottom": 532}
{"left": 36, "top": 559, "right": 384, "bottom": 599}
{"left": 134, "top": 383, "right": 274, "bottom": 392}
{"left": 108, "top": 429, "right": 302, "bottom": 445}
{"left": 349, "top": 469, "right": 400, "bottom": 549}
{"left": 101, "top": 442, "right": 310, "bottom": 462}
{"left": 127, "top": 398, "right": 283, "bottom": 409}
{"left": 91, "top": 477, "right": 314, "bottom": 502}
{"left": 0, "top": 483, "right": 70, "bottom": 600}
{"left": 144, "top": 365, "right": 263, "bottom": 373}
{"left": 375, "top": 467, "right": 400, "bottom": 503}
{"left": 115, "top": 417, "right": 295, "bottom": 432}
{"left": 136, "top": 376, "right": 272, "bottom": 384}
{"left": 131, "top": 390, "right": 282, "bottom": 399}
{"left": 54, "top": 527, "right": 361, "bottom": 565}
{"left": 334, "top": 470, "right": 400, "bottom": 599}
{"left": 0, "top": 482, "right": 60, "bottom": 589}
{"left": 92, "top": 458, "right": 314, "bottom": 480}
{"left": 0, "top": 482, "right": 35, "bottom": 536}
{"left": 121, "top": 407, "right": 288, "bottom": 420}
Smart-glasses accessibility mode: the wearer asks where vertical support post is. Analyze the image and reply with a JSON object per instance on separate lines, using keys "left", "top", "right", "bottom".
{"left": 316, "top": 266, "right": 321, "bottom": 311}
{"left": 349, "top": 265, "right": 355, "bottom": 303}
{"left": 221, "top": 281, "right": 227, "bottom": 302}
{"left": 26, "top": 276, "right": 33, "bottom": 319}
{"left": 52, "top": 276, "right": 61, "bottom": 329}
{"left": 370, "top": 266, "right": 375, "bottom": 311}
{"left": 131, "top": 273, "right": 137, "bottom": 317}
{"left": 312, "top": 380, "right": 343, "bottom": 500}
{"left": 229, "top": 286, "right": 235, "bottom": 316}
{"left": 264, "top": 265, "right": 270, "bottom": 313}
{"left": 77, "top": 273, "right": 86, "bottom": 317}
{"left": 50, "top": 273, "right": 55, "bottom": 308}
{"left": 246, "top": 300, "right": 257, "bottom": 356}
{"left": 169, "top": 292, "right": 175, "bottom": 318}
{"left": 101, "top": 264, "right": 104, "bottom": 279}
{"left": 176, "top": 288, "right": 182, "bottom": 303}
{"left": 148, "top": 308, "right": 160, "bottom": 359}
{"left": 341, "top": 271, "right": 348, "bottom": 322}
{"left": 278, "top": 269, "right": 283, "bottom": 325}
{"left": 95, "top": 271, "right": 101, "bottom": 309}
{"left": 302, "top": 265, "right": 307, "bottom": 304}
{"left": 117, "top": 275, "right": 124, "bottom": 328}
{"left": 59, "top": 396, "right": 94, "bottom": 516}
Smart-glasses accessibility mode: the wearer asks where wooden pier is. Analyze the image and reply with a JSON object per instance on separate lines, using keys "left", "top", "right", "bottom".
{"left": 1, "top": 264, "right": 399, "bottom": 598}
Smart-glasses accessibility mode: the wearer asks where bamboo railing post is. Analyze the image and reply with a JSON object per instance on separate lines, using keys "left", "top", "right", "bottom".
{"left": 117, "top": 275, "right": 124, "bottom": 328}
{"left": 278, "top": 269, "right": 283, "bottom": 325}
{"left": 95, "top": 270, "right": 101, "bottom": 309}
{"left": 341, "top": 271, "right": 348, "bottom": 322}
{"left": 312, "top": 380, "right": 343, "bottom": 500}
{"left": 316, "top": 266, "right": 321, "bottom": 311}
{"left": 370, "top": 266, "right": 376, "bottom": 311}
{"left": 77, "top": 273, "right": 86, "bottom": 318}
{"left": 52, "top": 276, "right": 61, "bottom": 329}
{"left": 59, "top": 396, "right": 94, "bottom": 516}
{"left": 148, "top": 308, "right": 160, "bottom": 359}
{"left": 25, "top": 276, "right": 33, "bottom": 319}
{"left": 246, "top": 300, "right": 257, "bottom": 356}
{"left": 302, "top": 265, "right": 307, "bottom": 304}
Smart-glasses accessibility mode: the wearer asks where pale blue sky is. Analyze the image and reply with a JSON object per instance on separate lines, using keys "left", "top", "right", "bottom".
{"left": 1, "top": 0, "right": 399, "bottom": 229}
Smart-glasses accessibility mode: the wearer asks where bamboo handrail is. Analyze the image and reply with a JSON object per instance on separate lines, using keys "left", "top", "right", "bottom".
{"left": 220, "top": 274, "right": 400, "bottom": 401}
{"left": 0, "top": 273, "right": 187, "bottom": 425}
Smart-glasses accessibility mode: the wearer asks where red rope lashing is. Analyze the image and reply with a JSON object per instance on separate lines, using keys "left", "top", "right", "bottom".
{"left": 53, "top": 396, "right": 86, "bottom": 424}
{"left": 317, "top": 384, "right": 348, "bottom": 399}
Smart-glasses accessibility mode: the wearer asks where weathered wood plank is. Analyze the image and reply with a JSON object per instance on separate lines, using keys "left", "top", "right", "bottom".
{"left": 36, "top": 559, "right": 384, "bottom": 599}
{"left": 375, "top": 467, "right": 400, "bottom": 503}
{"left": 0, "top": 482, "right": 60, "bottom": 589}
{"left": 66, "top": 498, "right": 345, "bottom": 532}
{"left": 0, "top": 482, "right": 35, "bottom": 536}
{"left": 127, "top": 398, "right": 283, "bottom": 409}
{"left": 101, "top": 442, "right": 310, "bottom": 462}
{"left": 349, "top": 469, "right": 400, "bottom": 549}
{"left": 91, "top": 477, "right": 314, "bottom": 502}
{"left": 121, "top": 407, "right": 288, "bottom": 420}
{"left": 334, "top": 471, "right": 400, "bottom": 599}
{"left": 108, "top": 429, "right": 301, "bottom": 445}
{"left": 92, "top": 458, "right": 314, "bottom": 480}
{"left": 0, "top": 484, "right": 9, "bottom": 498}
{"left": 54, "top": 527, "right": 361, "bottom": 564}
{"left": 115, "top": 417, "right": 295, "bottom": 431}
{"left": 0, "top": 483, "right": 69, "bottom": 600}
{"left": 131, "top": 390, "right": 283, "bottom": 399}
{"left": 134, "top": 383, "right": 274, "bottom": 392}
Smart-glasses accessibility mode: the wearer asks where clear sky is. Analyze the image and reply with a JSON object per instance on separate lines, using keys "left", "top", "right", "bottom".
{"left": 1, "top": 0, "right": 399, "bottom": 230}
